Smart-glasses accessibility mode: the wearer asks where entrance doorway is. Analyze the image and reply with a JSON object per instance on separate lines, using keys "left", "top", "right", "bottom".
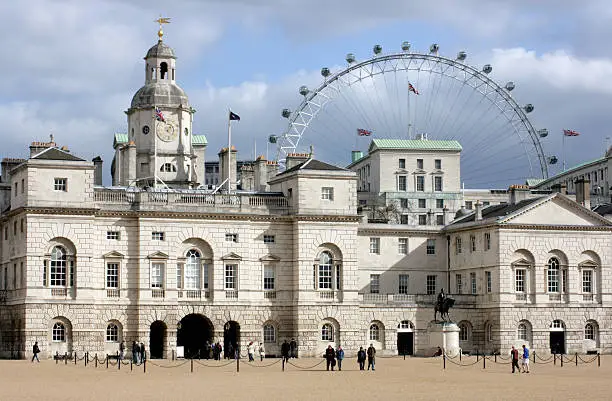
{"left": 549, "top": 320, "right": 566, "bottom": 354}
{"left": 150, "top": 321, "right": 167, "bottom": 359}
{"left": 224, "top": 321, "right": 240, "bottom": 359}
{"left": 177, "top": 314, "right": 214, "bottom": 359}
{"left": 397, "top": 320, "right": 414, "bottom": 356}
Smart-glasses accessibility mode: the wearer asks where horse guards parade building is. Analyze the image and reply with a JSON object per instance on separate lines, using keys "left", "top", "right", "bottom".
{"left": 1, "top": 30, "right": 612, "bottom": 361}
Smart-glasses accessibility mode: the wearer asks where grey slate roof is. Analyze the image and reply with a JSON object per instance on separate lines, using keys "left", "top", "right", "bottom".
{"left": 451, "top": 197, "right": 544, "bottom": 225}
{"left": 280, "top": 159, "right": 347, "bottom": 175}
{"left": 145, "top": 41, "right": 176, "bottom": 59}
{"left": 593, "top": 203, "right": 612, "bottom": 216}
{"left": 31, "top": 147, "right": 85, "bottom": 162}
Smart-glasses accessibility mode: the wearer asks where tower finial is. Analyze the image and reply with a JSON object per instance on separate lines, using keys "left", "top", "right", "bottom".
{"left": 154, "top": 16, "right": 171, "bottom": 41}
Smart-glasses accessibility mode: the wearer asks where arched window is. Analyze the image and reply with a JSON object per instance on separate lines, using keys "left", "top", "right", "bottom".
{"left": 106, "top": 323, "right": 119, "bottom": 342}
{"left": 459, "top": 323, "right": 469, "bottom": 341}
{"left": 184, "top": 250, "right": 201, "bottom": 290}
{"left": 52, "top": 322, "right": 66, "bottom": 342}
{"left": 398, "top": 320, "right": 413, "bottom": 330}
{"left": 160, "top": 163, "right": 177, "bottom": 172}
{"left": 160, "top": 62, "right": 168, "bottom": 79}
{"left": 263, "top": 324, "right": 276, "bottom": 343}
{"left": 318, "top": 252, "right": 333, "bottom": 290}
{"left": 547, "top": 257, "right": 560, "bottom": 293}
{"left": 518, "top": 324, "right": 528, "bottom": 340}
{"left": 50, "top": 246, "right": 67, "bottom": 287}
{"left": 585, "top": 323, "right": 595, "bottom": 340}
{"left": 551, "top": 319, "right": 565, "bottom": 329}
{"left": 321, "top": 323, "right": 333, "bottom": 341}
{"left": 486, "top": 323, "right": 493, "bottom": 342}
{"left": 369, "top": 324, "right": 380, "bottom": 341}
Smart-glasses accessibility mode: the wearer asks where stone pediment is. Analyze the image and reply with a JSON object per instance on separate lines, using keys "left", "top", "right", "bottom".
{"left": 511, "top": 258, "right": 532, "bottom": 266}
{"left": 103, "top": 251, "right": 124, "bottom": 259}
{"left": 259, "top": 254, "right": 281, "bottom": 262}
{"left": 578, "top": 260, "right": 598, "bottom": 268}
{"left": 222, "top": 252, "right": 242, "bottom": 261}
{"left": 147, "top": 251, "right": 169, "bottom": 259}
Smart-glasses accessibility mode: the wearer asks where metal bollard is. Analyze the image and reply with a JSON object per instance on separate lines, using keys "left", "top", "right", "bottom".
{"left": 483, "top": 355, "right": 486, "bottom": 369}
{"left": 561, "top": 354, "right": 564, "bottom": 367}
{"left": 95, "top": 354, "right": 98, "bottom": 368}
{"left": 575, "top": 352, "right": 578, "bottom": 367}
{"left": 130, "top": 360, "right": 133, "bottom": 371}
{"left": 282, "top": 359, "right": 285, "bottom": 371}
{"left": 65, "top": 352, "right": 67, "bottom": 365}
{"left": 443, "top": 353, "right": 446, "bottom": 369}
{"left": 598, "top": 353, "right": 601, "bottom": 367}
{"left": 106, "top": 356, "right": 109, "bottom": 369}
{"left": 74, "top": 352, "right": 77, "bottom": 365}
{"left": 459, "top": 352, "right": 462, "bottom": 361}
{"left": 494, "top": 354, "right": 497, "bottom": 363}
{"left": 143, "top": 359, "right": 146, "bottom": 373}
{"left": 56, "top": 352, "right": 58, "bottom": 364}
{"left": 172, "top": 350, "right": 175, "bottom": 361}
{"left": 85, "top": 352, "right": 88, "bottom": 367}
{"left": 237, "top": 357, "right": 240, "bottom": 373}
{"left": 554, "top": 353, "right": 556, "bottom": 365}
{"left": 476, "top": 350, "right": 479, "bottom": 362}
{"left": 191, "top": 358, "right": 193, "bottom": 373}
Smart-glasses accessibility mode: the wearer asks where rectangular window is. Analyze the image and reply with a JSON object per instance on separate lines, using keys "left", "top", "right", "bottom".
{"left": 263, "top": 235, "right": 275, "bottom": 244}
{"left": 13, "top": 264, "right": 17, "bottom": 289}
{"left": 184, "top": 260, "right": 200, "bottom": 290}
{"left": 434, "top": 176, "right": 443, "bottom": 192}
{"left": 400, "top": 215, "right": 409, "bottom": 224}
{"left": 106, "top": 262, "right": 119, "bottom": 288}
{"left": 426, "top": 239, "right": 436, "bottom": 255}
{"left": 321, "top": 187, "right": 334, "bottom": 200}
{"left": 69, "top": 260, "right": 74, "bottom": 287}
{"left": 54, "top": 178, "right": 67, "bottom": 191}
{"left": 436, "top": 199, "right": 444, "bottom": 209}
{"left": 436, "top": 215, "right": 444, "bottom": 225}
{"left": 336, "top": 264, "right": 341, "bottom": 290}
{"left": 398, "top": 274, "right": 409, "bottom": 294}
{"left": 20, "top": 262, "right": 25, "bottom": 288}
{"left": 14, "top": 182, "right": 18, "bottom": 196}
{"left": 416, "top": 176, "right": 425, "bottom": 191}
{"left": 470, "top": 272, "right": 477, "bottom": 294}
{"left": 418, "top": 199, "right": 426, "bottom": 208}
{"left": 264, "top": 266, "right": 275, "bottom": 290}
{"left": 176, "top": 263, "right": 183, "bottom": 289}
{"left": 582, "top": 270, "right": 593, "bottom": 293}
{"left": 151, "top": 262, "right": 164, "bottom": 288}
{"left": 465, "top": 201, "right": 473, "bottom": 210}
{"left": 399, "top": 158, "right": 406, "bottom": 169}
{"left": 434, "top": 159, "right": 442, "bottom": 170}
{"left": 398, "top": 238, "right": 408, "bottom": 255}
{"left": 20, "top": 219, "right": 24, "bottom": 233}
{"left": 456, "top": 274, "right": 462, "bottom": 294}
{"left": 43, "top": 260, "right": 47, "bottom": 287}
{"left": 484, "top": 233, "right": 491, "bottom": 251}
{"left": 318, "top": 263, "right": 332, "bottom": 289}
{"left": 548, "top": 268, "right": 559, "bottom": 293}
{"left": 203, "top": 263, "right": 209, "bottom": 289}
{"left": 398, "top": 176, "right": 407, "bottom": 191}
{"left": 225, "top": 233, "right": 238, "bottom": 243}
{"left": 370, "top": 274, "right": 380, "bottom": 294}
{"left": 515, "top": 269, "right": 525, "bottom": 292}
{"left": 455, "top": 237, "right": 462, "bottom": 254}
{"left": 369, "top": 237, "right": 380, "bottom": 254}
{"left": 562, "top": 269, "right": 568, "bottom": 293}
{"left": 417, "top": 159, "right": 424, "bottom": 169}
{"left": 426, "top": 275, "right": 436, "bottom": 295}
{"left": 152, "top": 232, "right": 165, "bottom": 241}
{"left": 486, "top": 271, "right": 492, "bottom": 293}
{"left": 21, "top": 179, "right": 24, "bottom": 194}
{"left": 470, "top": 235, "right": 476, "bottom": 252}
{"left": 224, "top": 264, "right": 237, "bottom": 290}
{"left": 106, "top": 231, "right": 120, "bottom": 240}
{"left": 400, "top": 198, "right": 408, "bottom": 209}
{"left": 418, "top": 215, "right": 427, "bottom": 225}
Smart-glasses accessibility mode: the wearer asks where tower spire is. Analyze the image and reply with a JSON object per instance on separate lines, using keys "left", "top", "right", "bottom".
{"left": 154, "top": 16, "right": 171, "bottom": 41}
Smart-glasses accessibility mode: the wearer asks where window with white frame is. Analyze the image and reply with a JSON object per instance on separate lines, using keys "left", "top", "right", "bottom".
{"left": 434, "top": 159, "right": 442, "bottom": 170}
{"left": 318, "top": 252, "right": 333, "bottom": 290}
{"left": 399, "top": 158, "right": 406, "bottom": 169}
{"left": 470, "top": 235, "right": 476, "bottom": 252}
{"left": 400, "top": 215, "right": 409, "bottom": 224}
{"left": 455, "top": 237, "right": 462, "bottom": 254}
{"left": 263, "top": 324, "right": 276, "bottom": 343}
{"left": 321, "top": 323, "right": 333, "bottom": 341}
{"left": 50, "top": 246, "right": 67, "bottom": 287}
{"left": 426, "top": 239, "right": 436, "bottom": 255}
{"left": 106, "top": 231, "right": 120, "bottom": 240}
{"left": 418, "top": 199, "right": 426, "bottom": 208}
{"left": 426, "top": 275, "right": 436, "bottom": 295}
{"left": 151, "top": 262, "right": 164, "bottom": 288}
{"left": 518, "top": 323, "right": 528, "bottom": 341}
{"left": 369, "top": 324, "right": 380, "bottom": 341}
{"left": 369, "top": 237, "right": 380, "bottom": 254}
{"left": 456, "top": 274, "right": 462, "bottom": 294}
{"left": 416, "top": 159, "right": 424, "bottom": 169}
{"left": 398, "top": 176, "right": 407, "bottom": 191}
{"left": 416, "top": 176, "right": 425, "bottom": 191}
{"left": 465, "top": 201, "right": 473, "bottom": 210}
{"left": 321, "top": 187, "right": 334, "bottom": 200}
{"left": 436, "top": 199, "right": 444, "bottom": 209}
{"left": 515, "top": 268, "right": 526, "bottom": 292}
{"left": 176, "top": 263, "right": 183, "bottom": 289}
{"left": 400, "top": 198, "right": 408, "bottom": 209}
{"left": 470, "top": 272, "right": 477, "bottom": 294}
{"left": 369, "top": 274, "right": 380, "bottom": 294}
{"left": 434, "top": 176, "right": 443, "bottom": 191}
{"left": 52, "top": 322, "right": 66, "bottom": 342}
{"left": 203, "top": 263, "right": 209, "bottom": 289}
{"left": 106, "top": 262, "right": 119, "bottom": 289}
{"left": 185, "top": 250, "right": 201, "bottom": 289}
{"left": 335, "top": 264, "right": 341, "bottom": 290}
{"left": 398, "top": 238, "right": 408, "bottom": 254}
{"left": 418, "top": 214, "right": 427, "bottom": 225}
{"left": 486, "top": 271, "right": 492, "bottom": 293}
{"left": 436, "top": 215, "right": 444, "bottom": 225}
{"left": 264, "top": 265, "right": 275, "bottom": 290}
{"left": 398, "top": 274, "right": 409, "bottom": 294}
{"left": 547, "top": 257, "right": 560, "bottom": 293}
{"left": 484, "top": 233, "right": 491, "bottom": 250}
{"left": 225, "top": 264, "right": 237, "bottom": 290}
{"left": 582, "top": 269, "right": 593, "bottom": 293}
{"left": 459, "top": 323, "right": 469, "bottom": 341}
{"left": 585, "top": 323, "right": 595, "bottom": 340}
{"left": 106, "top": 323, "right": 119, "bottom": 342}
{"left": 152, "top": 232, "right": 165, "bottom": 241}
{"left": 263, "top": 235, "right": 275, "bottom": 244}
{"left": 225, "top": 233, "right": 238, "bottom": 243}
{"left": 54, "top": 178, "right": 67, "bottom": 191}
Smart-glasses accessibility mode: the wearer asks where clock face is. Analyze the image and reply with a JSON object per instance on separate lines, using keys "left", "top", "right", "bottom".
{"left": 156, "top": 121, "right": 177, "bottom": 142}
{"left": 142, "top": 125, "right": 150, "bottom": 135}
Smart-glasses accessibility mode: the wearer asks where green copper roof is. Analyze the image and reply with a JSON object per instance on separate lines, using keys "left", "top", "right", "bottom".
{"left": 192, "top": 135, "right": 208, "bottom": 145}
{"left": 370, "top": 139, "right": 462, "bottom": 151}
{"left": 526, "top": 178, "right": 546, "bottom": 187}
{"left": 114, "top": 133, "right": 128, "bottom": 144}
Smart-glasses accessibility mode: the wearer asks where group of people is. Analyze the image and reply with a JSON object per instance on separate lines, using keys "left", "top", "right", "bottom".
{"left": 280, "top": 338, "right": 299, "bottom": 362}
{"left": 325, "top": 344, "right": 376, "bottom": 371}
{"left": 129, "top": 341, "right": 146, "bottom": 364}
{"left": 247, "top": 342, "right": 267, "bottom": 361}
{"left": 198, "top": 341, "right": 224, "bottom": 360}
{"left": 510, "top": 345, "right": 530, "bottom": 373}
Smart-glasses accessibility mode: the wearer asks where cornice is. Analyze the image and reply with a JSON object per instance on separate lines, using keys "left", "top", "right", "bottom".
{"left": 293, "top": 214, "right": 361, "bottom": 223}
{"left": 499, "top": 223, "right": 612, "bottom": 232}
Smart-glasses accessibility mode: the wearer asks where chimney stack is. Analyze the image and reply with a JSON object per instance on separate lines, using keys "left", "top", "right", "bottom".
{"left": 508, "top": 184, "right": 531, "bottom": 204}
{"left": 218, "top": 146, "right": 238, "bottom": 191}
{"left": 285, "top": 152, "right": 311, "bottom": 170}
{"left": 575, "top": 178, "right": 591, "bottom": 209}
{"left": 92, "top": 156, "right": 103, "bottom": 186}
{"left": 474, "top": 200, "right": 483, "bottom": 221}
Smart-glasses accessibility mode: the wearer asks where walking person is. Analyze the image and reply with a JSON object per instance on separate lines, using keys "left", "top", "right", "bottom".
{"left": 132, "top": 341, "right": 139, "bottom": 364}
{"left": 247, "top": 341, "right": 255, "bottom": 362}
{"left": 281, "top": 340, "right": 290, "bottom": 363}
{"left": 521, "top": 344, "right": 530, "bottom": 373}
{"left": 357, "top": 346, "right": 366, "bottom": 370}
{"left": 140, "top": 342, "right": 146, "bottom": 363}
{"left": 290, "top": 338, "right": 298, "bottom": 358}
{"left": 336, "top": 345, "right": 344, "bottom": 371}
{"left": 259, "top": 342, "right": 265, "bottom": 361}
{"left": 325, "top": 345, "right": 336, "bottom": 371}
{"left": 367, "top": 343, "right": 376, "bottom": 371}
{"left": 31, "top": 341, "right": 40, "bottom": 363}
{"left": 510, "top": 346, "right": 520, "bottom": 374}
{"left": 119, "top": 340, "right": 125, "bottom": 361}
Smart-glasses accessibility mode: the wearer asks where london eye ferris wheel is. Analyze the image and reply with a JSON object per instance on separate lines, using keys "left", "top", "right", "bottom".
{"left": 272, "top": 42, "right": 556, "bottom": 188}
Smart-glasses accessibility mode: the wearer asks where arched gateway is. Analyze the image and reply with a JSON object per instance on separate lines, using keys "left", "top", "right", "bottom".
{"left": 177, "top": 314, "right": 214, "bottom": 358}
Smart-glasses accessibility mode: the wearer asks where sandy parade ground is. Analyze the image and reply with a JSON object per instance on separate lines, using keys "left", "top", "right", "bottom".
{"left": 2, "top": 354, "right": 610, "bottom": 401}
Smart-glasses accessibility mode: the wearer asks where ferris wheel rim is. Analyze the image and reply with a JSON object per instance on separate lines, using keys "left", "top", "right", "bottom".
{"left": 276, "top": 50, "right": 548, "bottom": 179}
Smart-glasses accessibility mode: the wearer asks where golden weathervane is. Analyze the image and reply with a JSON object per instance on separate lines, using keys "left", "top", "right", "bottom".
{"left": 155, "top": 16, "right": 171, "bottom": 40}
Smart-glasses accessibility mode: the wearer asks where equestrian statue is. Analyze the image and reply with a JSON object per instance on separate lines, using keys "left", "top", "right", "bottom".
{"left": 434, "top": 288, "right": 455, "bottom": 322}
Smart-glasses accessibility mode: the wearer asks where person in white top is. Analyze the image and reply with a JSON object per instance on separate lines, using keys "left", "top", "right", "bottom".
{"left": 259, "top": 343, "right": 266, "bottom": 361}
{"left": 247, "top": 341, "right": 255, "bottom": 361}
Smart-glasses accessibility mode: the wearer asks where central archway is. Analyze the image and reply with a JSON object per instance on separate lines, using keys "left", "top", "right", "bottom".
{"left": 224, "top": 321, "right": 240, "bottom": 359}
{"left": 177, "top": 314, "right": 214, "bottom": 359}
{"left": 150, "top": 321, "right": 167, "bottom": 359}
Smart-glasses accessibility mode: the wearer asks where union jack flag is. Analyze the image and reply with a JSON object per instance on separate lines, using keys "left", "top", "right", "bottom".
{"left": 155, "top": 107, "right": 165, "bottom": 122}
{"left": 357, "top": 128, "right": 372, "bottom": 136}
{"left": 408, "top": 82, "right": 419, "bottom": 95}
{"left": 563, "top": 129, "right": 580, "bottom": 137}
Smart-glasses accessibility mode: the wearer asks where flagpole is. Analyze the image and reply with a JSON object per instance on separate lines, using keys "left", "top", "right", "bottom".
{"left": 407, "top": 81, "right": 411, "bottom": 139}
{"left": 562, "top": 131, "right": 566, "bottom": 172}
{"left": 154, "top": 109, "right": 158, "bottom": 187}
{"left": 227, "top": 110, "right": 232, "bottom": 194}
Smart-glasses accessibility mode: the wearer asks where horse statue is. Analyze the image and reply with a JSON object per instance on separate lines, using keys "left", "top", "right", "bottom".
{"left": 434, "top": 297, "right": 455, "bottom": 322}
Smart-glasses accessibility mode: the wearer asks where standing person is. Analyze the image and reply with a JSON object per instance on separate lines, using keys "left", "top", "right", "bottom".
{"left": 140, "top": 342, "right": 146, "bottom": 363}
{"left": 247, "top": 341, "right": 255, "bottom": 362}
{"left": 119, "top": 341, "right": 125, "bottom": 361}
{"left": 290, "top": 338, "right": 298, "bottom": 358}
{"left": 510, "top": 346, "right": 520, "bottom": 374}
{"left": 357, "top": 346, "right": 366, "bottom": 370}
{"left": 367, "top": 343, "right": 376, "bottom": 371}
{"left": 336, "top": 345, "right": 344, "bottom": 371}
{"left": 325, "top": 345, "right": 336, "bottom": 371}
{"left": 521, "top": 345, "right": 530, "bottom": 373}
{"left": 259, "top": 342, "right": 265, "bottom": 361}
{"left": 217, "top": 342, "right": 222, "bottom": 360}
{"left": 227, "top": 343, "right": 234, "bottom": 360}
{"left": 281, "top": 340, "right": 290, "bottom": 363}
{"left": 132, "top": 341, "right": 139, "bottom": 364}
{"left": 31, "top": 341, "right": 40, "bottom": 363}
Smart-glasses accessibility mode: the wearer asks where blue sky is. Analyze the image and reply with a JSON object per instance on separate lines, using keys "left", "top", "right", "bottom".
{"left": 1, "top": 0, "right": 611, "bottom": 187}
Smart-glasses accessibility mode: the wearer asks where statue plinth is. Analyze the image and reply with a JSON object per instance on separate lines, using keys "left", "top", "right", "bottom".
{"left": 427, "top": 321, "right": 460, "bottom": 357}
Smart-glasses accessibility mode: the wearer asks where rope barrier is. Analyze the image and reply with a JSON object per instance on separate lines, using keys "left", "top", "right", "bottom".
{"left": 193, "top": 359, "right": 237, "bottom": 368}
{"left": 535, "top": 354, "right": 554, "bottom": 362}
{"left": 242, "top": 358, "right": 282, "bottom": 368}
{"left": 146, "top": 359, "right": 190, "bottom": 369}
{"left": 443, "top": 354, "right": 481, "bottom": 367}
{"left": 286, "top": 359, "right": 327, "bottom": 370}
{"left": 577, "top": 355, "right": 598, "bottom": 364}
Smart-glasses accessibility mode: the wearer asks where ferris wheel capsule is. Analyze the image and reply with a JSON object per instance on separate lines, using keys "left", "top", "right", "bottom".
{"left": 505, "top": 82, "right": 515, "bottom": 91}
{"left": 281, "top": 109, "right": 291, "bottom": 118}
{"left": 456, "top": 51, "right": 467, "bottom": 61}
{"left": 429, "top": 44, "right": 439, "bottom": 54}
{"left": 346, "top": 53, "right": 356, "bottom": 63}
{"left": 299, "top": 86, "right": 309, "bottom": 96}
{"left": 523, "top": 104, "right": 534, "bottom": 113}
{"left": 373, "top": 45, "right": 383, "bottom": 55}
{"left": 538, "top": 129, "right": 549, "bottom": 138}
{"left": 482, "top": 64, "right": 492, "bottom": 74}
{"left": 268, "top": 135, "right": 278, "bottom": 144}
{"left": 321, "top": 67, "right": 330, "bottom": 77}
{"left": 548, "top": 156, "right": 558, "bottom": 165}
{"left": 401, "top": 41, "right": 411, "bottom": 52}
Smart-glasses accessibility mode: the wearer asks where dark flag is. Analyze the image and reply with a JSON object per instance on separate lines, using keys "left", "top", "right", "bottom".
{"left": 229, "top": 111, "right": 241, "bottom": 121}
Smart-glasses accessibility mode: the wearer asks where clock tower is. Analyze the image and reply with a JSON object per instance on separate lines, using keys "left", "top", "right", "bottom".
{"left": 122, "top": 22, "right": 200, "bottom": 188}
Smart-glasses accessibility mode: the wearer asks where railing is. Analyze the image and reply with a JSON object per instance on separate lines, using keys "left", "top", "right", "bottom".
{"left": 94, "top": 189, "right": 136, "bottom": 203}
{"left": 362, "top": 293, "right": 387, "bottom": 303}
{"left": 152, "top": 289, "right": 165, "bottom": 298}
{"left": 391, "top": 294, "right": 416, "bottom": 303}
{"left": 583, "top": 294, "right": 594, "bottom": 302}
{"left": 515, "top": 293, "right": 527, "bottom": 301}
{"left": 106, "top": 289, "right": 120, "bottom": 298}
{"left": 51, "top": 288, "right": 68, "bottom": 297}
{"left": 186, "top": 290, "right": 201, "bottom": 299}
{"left": 225, "top": 291, "right": 238, "bottom": 299}
{"left": 319, "top": 291, "right": 336, "bottom": 300}
{"left": 548, "top": 293, "right": 562, "bottom": 302}
{"left": 264, "top": 291, "right": 277, "bottom": 299}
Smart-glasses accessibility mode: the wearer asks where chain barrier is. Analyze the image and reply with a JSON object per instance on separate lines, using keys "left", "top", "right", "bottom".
{"left": 242, "top": 358, "right": 283, "bottom": 368}
{"left": 443, "top": 354, "right": 481, "bottom": 367}
{"left": 577, "top": 355, "right": 598, "bottom": 364}
{"left": 193, "top": 359, "right": 236, "bottom": 368}
{"left": 286, "top": 358, "right": 327, "bottom": 370}
{"left": 535, "top": 353, "right": 554, "bottom": 362}
{"left": 146, "top": 359, "right": 190, "bottom": 369}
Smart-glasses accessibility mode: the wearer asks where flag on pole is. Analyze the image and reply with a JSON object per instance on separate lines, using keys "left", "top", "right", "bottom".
{"left": 357, "top": 128, "right": 372, "bottom": 136}
{"left": 155, "top": 107, "right": 165, "bottom": 122}
{"left": 229, "top": 111, "right": 241, "bottom": 121}
{"left": 563, "top": 129, "right": 580, "bottom": 137}
{"left": 408, "top": 82, "right": 420, "bottom": 95}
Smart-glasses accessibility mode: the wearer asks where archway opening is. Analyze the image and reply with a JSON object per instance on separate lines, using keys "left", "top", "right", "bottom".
{"left": 397, "top": 320, "right": 414, "bottom": 356}
{"left": 177, "top": 314, "right": 214, "bottom": 359}
{"left": 150, "top": 321, "right": 167, "bottom": 359}
{"left": 549, "top": 320, "right": 566, "bottom": 354}
{"left": 223, "top": 321, "right": 240, "bottom": 359}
